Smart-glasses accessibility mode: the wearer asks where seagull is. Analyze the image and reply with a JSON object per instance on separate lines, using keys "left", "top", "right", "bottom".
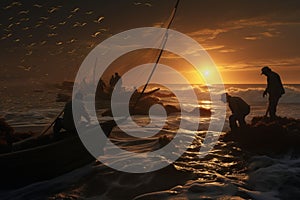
{"left": 20, "top": 18, "right": 30, "bottom": 22}
{"left": 59, "top": 21, "right": 66, "bottom": 25}
{"left": 3, "top": 2, "right": 22, "bottom": 10}
{"left": 48, "top": 7, "right": 59, "bottom": 13}
{"left": 68, "top": 49, "right": 76, "bottom": 54}
{"left": 49, "top": 25, "right": 57, "bottom": 30}
{"left": 1, "top": 33, "right": 12, "bottom": 40}
{"left": 18, "top": 10, "right": 29, "bottom": 15}
{"left": 91, "top": 31, "right": 101, "bottom": 37}
{"left": 56, "top": 41, "right": 63, "bottom": 45}
{"left": 48, "top": 33, "right": 57, "bottom": 37}
{"left": 94, "top": 16, "right": 104, "bottom": 23}
{"left": 27, "top": 43, "right": 36, "bottom": 49}
{"left": 18, "top": 65, "right": 31, "bottom": 71}
{"left": 11, "top": 2, "right": 22, "bottom": 6}
{"left": 73, "top": 22, "right": 87, "bottom": 27}
{"left": 71, "top": 8, "right": 79, "bottom": 13}
{"left": 85, "top": 11, "right": 93, "bottom": 15}
{"left": 67, "top": 38, "right": 76, "bottom": 43}
{"left": 40, "top": 16, "right": 49, "bottom": 20}
{"left": 40, "top": 41, "right": 47, "bottom": 45}
{"left": 33, "top": 4, "right": 42, "bottom": 8}
{"left": 26, "top": 50, "right": 33, "bottom": 56}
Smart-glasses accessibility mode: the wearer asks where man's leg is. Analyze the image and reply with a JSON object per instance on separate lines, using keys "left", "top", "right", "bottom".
{"left": 269, "top": 96, "right": 280, "bottom": 119}
{"left": 229, "top": 115, "right": 238, "bottom": 130}
{"left": 237, "top": 115, "right": 247, "bottom": 128}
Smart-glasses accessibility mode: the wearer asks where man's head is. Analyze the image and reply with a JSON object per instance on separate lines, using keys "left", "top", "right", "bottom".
{"left": 221, "top": 93, "right": 230, "bottom": 103}
{"left": 261, "top": 66, "right": 272, "bottom": 76}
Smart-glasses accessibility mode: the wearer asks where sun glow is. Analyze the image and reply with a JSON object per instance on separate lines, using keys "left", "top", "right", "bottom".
{"left": 203, "top": 70, "right": 210, "bottom": 77}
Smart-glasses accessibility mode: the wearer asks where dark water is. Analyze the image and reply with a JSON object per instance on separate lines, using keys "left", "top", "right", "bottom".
{"left": 0, "top": 84, "right": 300, "bottom": 199}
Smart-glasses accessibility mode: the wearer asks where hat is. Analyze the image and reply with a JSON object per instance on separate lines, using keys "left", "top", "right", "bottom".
{"left": 221, "top": 93, "right": 229, "bottom": 102}
{"left": 261, "top": 66, "right": 271, "bottom": 75}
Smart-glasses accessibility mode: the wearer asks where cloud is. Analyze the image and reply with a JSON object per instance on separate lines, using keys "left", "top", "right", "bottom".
{"left": 244, "top": 36, "right": 260, "bottom": 40}
{"left": 218, "top": 49, "right": 236, "bottom": 53}
{"left": 219, "top": 57, "right": 300, "bottom": 71}
{"left": 187, "top": 16, "right": 300, "bottom": 43}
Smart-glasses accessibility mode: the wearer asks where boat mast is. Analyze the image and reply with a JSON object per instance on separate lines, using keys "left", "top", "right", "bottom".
{"left": 132, "top": 0, "right": 181, "bottom": 109}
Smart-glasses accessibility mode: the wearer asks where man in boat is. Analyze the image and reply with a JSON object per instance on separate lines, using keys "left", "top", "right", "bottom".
{"left": 113, "top": 72, "right": 122, "bottom": 92}
{"left": 54, "top": 92, "right": 90, "bottom": 136}
{"left": 98, "top": 78, "right": 106, "bottom": 92}
{"left": 261, "top": 66, "right": 285, "bottom": 120}
{"left": 221, "top": 93, "right": 250, "bottom": 130}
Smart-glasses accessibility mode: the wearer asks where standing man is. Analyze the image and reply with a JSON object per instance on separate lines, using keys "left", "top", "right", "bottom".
{"left": 261, "top": 66, "right": 285, "bottom": 119}
{"left": 221, "top": 93, "right": 250, "bottom": 130}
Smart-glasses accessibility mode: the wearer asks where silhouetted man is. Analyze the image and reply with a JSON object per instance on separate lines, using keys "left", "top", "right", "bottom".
{"left": 98, "top": 78, "right": 106, "bottom": 92}
{"left": 54, "top": 92, "right": 90, "bottom": 136}
{"left": 221, "top": 93, "right": 250, "bottom": 130}
{"left": 114, "top": 72, "right": 122, "bottom": 92}
{"left": 261, "top": 66, "right": 285, "bottom": 119}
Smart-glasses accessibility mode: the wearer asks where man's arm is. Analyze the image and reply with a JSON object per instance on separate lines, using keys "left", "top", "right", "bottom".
{"left": 263, "top": 77, "right": 270, "bottom": 97}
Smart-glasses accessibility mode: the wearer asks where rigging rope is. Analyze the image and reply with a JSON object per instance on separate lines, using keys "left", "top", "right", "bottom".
{"left": 132, "top": 0, "right": 181, "bottom": 110}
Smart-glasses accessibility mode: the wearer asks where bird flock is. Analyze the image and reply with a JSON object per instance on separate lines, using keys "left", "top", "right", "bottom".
{"left": 0, "top": 1, "right": 153, "bottom": 72}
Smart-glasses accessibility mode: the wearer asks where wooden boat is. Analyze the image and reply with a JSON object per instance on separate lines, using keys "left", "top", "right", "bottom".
{"left": 0, "top": 121, "right": 116, "bottom": 189}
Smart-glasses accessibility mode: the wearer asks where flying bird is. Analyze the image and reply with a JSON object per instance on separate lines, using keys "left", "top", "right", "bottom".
{"left": 94, "top": 16, "right": 104, "bottom": 23}
{"left": 91, "top": 31, "right": 101, "bottom": 37}
{"left": 49, "top": 25, "right": 57, "bottom": 30}
{"left": 73, "top": 22, "right": 87, "bottom": 27}
{"left": 67, "top": 38, "right": 76, "bottom": 43}
{"left": 68, "top": 49, "right": 76, "bottom": 54}
{"left": 85, "top": 11, "right": 93, "bottom": 15}
{"left": 18, "top": 65, "right": 31, "bottom": 71}
{"left": 59, "top": 21, "right": 66, "bottom": 25}
{"left": 18, "top": 10, "right": 29, "bottom": 15}
{"left": 71, "top": 8, "right": 80, "bottom": 13}
{"left": 48, "top": 33, "right": 57, "bottom": 37}
{"left": 48, "top": 7, "right": 59, "bottom": 13}
{"left": 40, "top": 16, "right": 49, "bottom": 20}
{"left": 33, "top": 4, "right": 42, "bottom": 8}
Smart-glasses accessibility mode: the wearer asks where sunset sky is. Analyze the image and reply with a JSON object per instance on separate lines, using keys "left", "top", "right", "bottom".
{"left": 1, "top": 0, "right": 300, "bottom": 86}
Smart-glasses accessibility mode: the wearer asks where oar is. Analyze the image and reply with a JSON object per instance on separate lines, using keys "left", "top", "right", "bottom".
{"left": 12, "top": 109, "right": 64, "bottom": 148}
{"left": 39, "top": 109, "right": 64, "bottom": 137}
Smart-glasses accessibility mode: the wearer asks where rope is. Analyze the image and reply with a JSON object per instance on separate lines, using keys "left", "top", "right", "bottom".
{"left": 132, "top": 0, "right": 181, "bottom": 110}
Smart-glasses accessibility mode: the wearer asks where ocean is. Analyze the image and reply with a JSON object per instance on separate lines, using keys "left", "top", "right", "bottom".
{"left": 0, "top": 84, "right": 300, "bottom": 200}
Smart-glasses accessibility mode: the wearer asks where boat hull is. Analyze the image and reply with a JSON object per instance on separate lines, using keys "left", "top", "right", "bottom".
{"left": 0, "top": 135, "right": 94, "bottom": 189}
